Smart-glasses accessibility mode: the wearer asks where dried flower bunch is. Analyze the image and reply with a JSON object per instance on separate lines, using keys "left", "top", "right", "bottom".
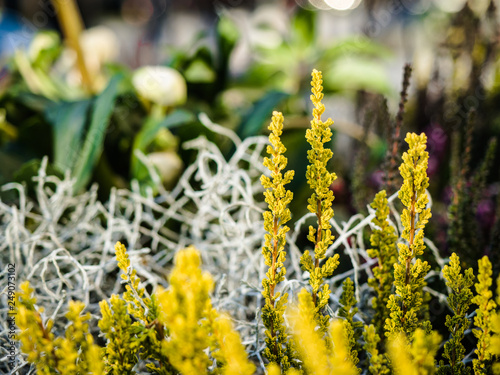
{"left": 9, "top": 69, "right": 500, "bottom": 375}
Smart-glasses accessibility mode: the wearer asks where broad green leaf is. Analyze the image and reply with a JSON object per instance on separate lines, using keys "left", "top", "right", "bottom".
{"left": 73, "top": 74, "right": 123, "bottom": 192}
{"left": 45, "top": 99, "right": 92, "bottom": 172}
{"left": 14, "top": 92, "right": 54, "bottom": 112}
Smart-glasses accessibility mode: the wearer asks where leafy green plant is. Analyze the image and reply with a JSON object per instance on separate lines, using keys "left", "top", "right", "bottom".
{"left": 11, "top": 68, "right": 500, "bottom": 375}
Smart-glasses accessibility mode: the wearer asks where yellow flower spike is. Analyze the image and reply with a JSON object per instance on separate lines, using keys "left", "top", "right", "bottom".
{"left": 440, "top": 252, "right": 474, "bottom": 374}
{"left": 363, "top": 324, "right": 390, "bottom": 375}
{"left": 386, "top": 132, "right": 432, "bottom": 341}
{"left": 329, "top": 319, "right": 358, "bottom": 375}
{"left": 472, "top": 256, "right": 497, "bottom": 375}
{"left": 388, "top": 333, "right": 418, "bottom": 375}
{"left": 155, "top": 246, "right": 255, "bottom": 374}
{"left": 211, "top": 313, "right": 255, "bottom": 375}
{"left": 156, "top": 247, "right": 213, "bottom": 374}
{"left": 300, "top": 68, "right": 340, "bottom": 336}
{"left": 288, "top": 288, "right": 357, "bottom": 375}
{"left": 115, "top": 241, "right": 131, "bottom": 275}
{"left": 16, "top": 281, "right": 103, "bottom": 374}
{"left": 367, "top": 190, "right": 398, "bottom": 340}
{"left": 411, "top": 329, "right": 441, "bottom": 375}
{"left": 113, "top": 241, "right": 152, "bottom": 322}
{"left": 288, "top": 288, "right": 330, "bottom": 375}
{"left": 261, "top": 110, "right": 296, "bottom": 370}
{"left": 389, "top": 328, "right": 440, "bottom": 375}
{"left": 99, "top": 294, "right": 137, "bottom": 373}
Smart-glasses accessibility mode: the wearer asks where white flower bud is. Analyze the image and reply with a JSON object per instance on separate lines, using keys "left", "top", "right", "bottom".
{"left": 147, "top": 151, "right": 183, "bottom": 187}
{"left": 132, "top": 66, "right": 187, "bottom": 107}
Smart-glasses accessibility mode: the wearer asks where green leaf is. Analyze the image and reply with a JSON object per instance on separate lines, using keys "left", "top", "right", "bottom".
{"left": 291, "top": 8, "right": 316, "bottom": 48}
{"left": 236, "top": 91, "right": 289, "bottom": 139}
{"left": 73, "top": 74, "right": 123, "bottom": 192}
{"left": 45, "top": 99, "right": 92, "bottom": 172}
{"left": 17, "top": 93, "right": 55, "bottom": 113}
{"left": 216, "top": 15, "right": 240, "bottom": 72}
{"left": 215, "top": 16, "right": 239, "bottom": 93}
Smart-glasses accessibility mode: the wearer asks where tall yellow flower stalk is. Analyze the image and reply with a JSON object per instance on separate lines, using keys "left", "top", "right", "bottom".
{"left": 385, "top": 133, "right": 432, "bottom": 340}
{"left": 472, "top": 256, "right": 497, "bottom": 375}
{"left": 388, "top": 329, "right": 441, "bottom": 375}
{"left": 300, "top": 69, "right": 340, "bottom": 334}
{"left": 261, "top": 111, "right": 296, "bottom": 370}
{"left": 287, "top": 288, "right": 357, "bottom": 375}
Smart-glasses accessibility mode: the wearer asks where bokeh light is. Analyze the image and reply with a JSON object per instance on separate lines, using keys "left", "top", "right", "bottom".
{"left": 324, "top": 0, "right": 362, "bottom": 11}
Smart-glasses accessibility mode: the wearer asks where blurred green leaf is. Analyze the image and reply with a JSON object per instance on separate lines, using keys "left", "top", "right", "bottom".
{"left": 324, "top": 58, "right": 392, "bottom": 95}
{"left": 73, "top": 74, "right": 123, "bottom": 192}
{"left": 280, "top": 128, "right": 311, "bottom": 220}
{"left": 321, "top": 36, "right": 392, "bottom": 61}
{"left": 237, "top": 90, "right": 289, "bottom": 139}
{"left": 16, "top": 93, "right": 55, "bottom": 113}
{"left": 216, "top": 16, "right": 240, "bottom": 91}
{"left": 291, "top": 8, "right": 316, "bottom": 48}
{"left": 45, "top": 99, "right": 92, "bottom": 172}
{"left": 217, "top": 16, "right": 240, "bottom": 48}
{"left": 184, "top": 59, "right": 216, "bottom": 83}
{"left": 30, "top": 31, "right": 62, "bottom": 72}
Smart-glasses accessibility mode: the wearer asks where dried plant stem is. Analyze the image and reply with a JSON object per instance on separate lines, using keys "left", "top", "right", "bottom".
{"left": 385, "top": 64, "right": 412, "bottom": 195}
{"left": 50, "top": 0, "right": 93, "bottom": 92}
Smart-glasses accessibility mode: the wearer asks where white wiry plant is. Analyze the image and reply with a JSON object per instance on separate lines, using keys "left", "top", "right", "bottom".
{"left": 0, "top": 113, "right": 446, "bottom": 375}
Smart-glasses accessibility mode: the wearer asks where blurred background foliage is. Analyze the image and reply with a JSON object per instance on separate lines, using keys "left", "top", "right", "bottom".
{"left": 1, "top": 0, "right": 500, "bottom": 270}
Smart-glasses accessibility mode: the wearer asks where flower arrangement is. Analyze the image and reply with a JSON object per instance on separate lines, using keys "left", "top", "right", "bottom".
{"left": 4, "top": 69, "right": 500, "bottom": 375}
